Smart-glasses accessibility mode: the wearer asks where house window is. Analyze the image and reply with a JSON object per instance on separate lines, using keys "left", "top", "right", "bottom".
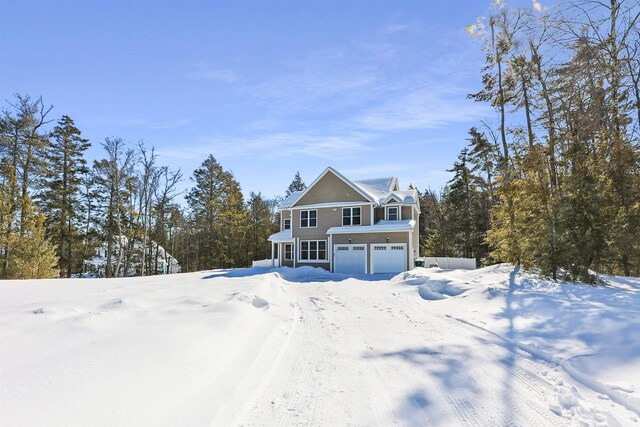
{"left": 342, "top": 207, "right": 361, "bottom": 226}
{"left": 386, "top": 206, "right": 400, "bottom": 221}
{"left": 284, "top": 244, "right": 293, "bottom": 260}
{"left": 284, "top": 219, "right": 291, "bottom": 230}
{"left": 300, "top": 240, "right": 327, "bottom": 261}
{"left": 300, "top": 210, "right": 317, "bottom": 228}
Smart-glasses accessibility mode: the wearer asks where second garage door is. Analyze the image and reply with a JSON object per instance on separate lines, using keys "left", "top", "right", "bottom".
{"left": 371, "top": 243, "right": 407, "bottom": 274}
{"left": 333, "top": 244, "right": 367, "bottom": 274}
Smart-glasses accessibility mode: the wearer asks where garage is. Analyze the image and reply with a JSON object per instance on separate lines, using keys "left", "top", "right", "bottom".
{"left": 371, "top": 243, "right": 406, "bottom": 274}
{"left": 333, "top": 244, "right": 367, "bottom": 274}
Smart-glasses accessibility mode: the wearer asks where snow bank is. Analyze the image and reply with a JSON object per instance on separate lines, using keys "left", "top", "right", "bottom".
{"left": 2, "top": 264, "right": 638, "bottom": 426}
{"left": 0, "top": 271, "right": 294, "bottom": 426}
{"left": 394, "top": 264, "right": 640, "bottom": 422}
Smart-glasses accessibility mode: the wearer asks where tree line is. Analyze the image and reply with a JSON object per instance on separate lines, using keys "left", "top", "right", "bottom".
{"left": 418, "top": 0, "right": 639, "bottom": 280}
{"left": 2, "top": 1, "right": 638, "bottom": 281}
{"left": 0, "top": 95, "right": 310, "bottom": 279}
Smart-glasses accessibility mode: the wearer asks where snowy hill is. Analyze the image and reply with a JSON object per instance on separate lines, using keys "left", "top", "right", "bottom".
{"left": 1, "top": 265, "right": 639, "bottom": 425}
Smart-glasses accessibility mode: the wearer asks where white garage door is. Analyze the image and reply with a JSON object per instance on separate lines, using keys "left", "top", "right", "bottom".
{"left": 333, "top": 244, "right": 367, "bottom": 274}
{"left": 371, "top": 243, "right": 407, "bottom": 274}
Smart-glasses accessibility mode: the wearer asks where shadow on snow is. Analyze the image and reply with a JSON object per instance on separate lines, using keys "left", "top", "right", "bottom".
{"left": 200, "top": 266, "right": 396, "bottom": 283}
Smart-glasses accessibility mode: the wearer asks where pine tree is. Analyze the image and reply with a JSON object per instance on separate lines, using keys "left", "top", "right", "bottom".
{"left": 6, "top": 198, "right": 58, "bottom": 279}
{"left": 40, "top": 115, "right": 90, "bottom": 277}
{"left": 246, "top": 192, "right": 279, "bottom": 262}
{"left": 286, "top": 171, "right": 306, "bottom": 197}
{"left": 186, "top": 155, "right": 247, "bottom": 270}
{"left": 0, "top": 95, "right": 53, "bottom": 277}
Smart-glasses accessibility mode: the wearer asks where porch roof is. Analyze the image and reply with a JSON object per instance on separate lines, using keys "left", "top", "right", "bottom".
{"left": 327, "top": 219, "right": 415, "bottom": 235}
{"left": 268, "top": 229, "right": 294, "bottom": 242}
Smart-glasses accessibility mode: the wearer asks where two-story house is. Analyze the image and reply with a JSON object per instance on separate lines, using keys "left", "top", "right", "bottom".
{"left": 268, "top": 167, "right": 420, "bottom": 274}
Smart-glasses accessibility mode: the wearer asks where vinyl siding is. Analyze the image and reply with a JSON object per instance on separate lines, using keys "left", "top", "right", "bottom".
{"left": 295, "top": 171, "right": 369, "bottom": 206}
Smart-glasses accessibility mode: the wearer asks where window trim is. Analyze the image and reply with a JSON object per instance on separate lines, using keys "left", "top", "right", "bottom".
{"left": 298, "top": 239, "right": 328, "bottom": 263}
{"left": 300, "top": 209, "right": 318, "bottom": 228}
{"left": 385, "top": 205, "right": 401, "bottom": 221}
{"left": 342, "top": 206, "right": 362, "bottom": 226}
{"left": 283, "top": 218, "right": 291, "bottom": 230}
{"left": 284, "top": 243, "right": 293, "bottom": 260}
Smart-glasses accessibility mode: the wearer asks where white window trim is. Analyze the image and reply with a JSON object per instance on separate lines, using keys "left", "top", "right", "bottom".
{"left": 284, "top": 243, "right": 293, "bottom": 260}
{"left": 300, "top": 209, "right": 318, "bottom": 228}
{"left": 283, "top": 218, "right": 291, "bottom": 230}
{"left": 341, "top": 206, "right": 362, "bottom": 226}
{"left": 298, "top": 239, "right": 329, "bottom": 263}
{"left": 385, "top": 205, "right": 401, "bottom": 221}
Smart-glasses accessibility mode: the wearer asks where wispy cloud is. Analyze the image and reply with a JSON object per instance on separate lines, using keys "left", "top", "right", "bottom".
{"left": 239, "top": 20, "right": 484, "bottom": 131}
{"left": 89, "top": 117, "right": 192, "bottom": 130}
{"left": 156, "top": 131, "right": 375, "bottom": 162}
{"left": 341, "top": 163, "right": 421, "bottom": 178}
{"left": 186, "top": 66, "right": 239, "bottom": 82}
{"left": 148, "top": 118, "right": 193, "bottom": 130}
{"left": 352, "top": 85, "right": 490, "bottom": 131}
{"left": 246, "top": 47, "right": 382, "bottom": 114}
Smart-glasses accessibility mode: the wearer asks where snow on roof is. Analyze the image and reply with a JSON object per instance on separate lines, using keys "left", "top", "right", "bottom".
{"left": 381, "top": 190, "right": 418, "bottom": 205}
{"left": 279, "top": 191, "right": 304, "bottom": 209}
{"left": 352, "top": 177, "right": 395, "bottom": 204}
{"left": 268, "top": 229, "right": 293, "bottom": 242}
{"left": 327, "top": 219, "right": 415, "bottom": 235}
{"left": 278, "top": 169, "right": 418, "bottom": 210}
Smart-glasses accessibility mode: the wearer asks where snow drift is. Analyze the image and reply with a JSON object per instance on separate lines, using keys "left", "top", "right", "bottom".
{"left": 1, "top": 264, "right": 638, "bottom": 426}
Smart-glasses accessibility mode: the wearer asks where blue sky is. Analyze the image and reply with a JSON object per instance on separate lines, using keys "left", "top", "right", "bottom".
{"left": 2, "top": 0, "right": 533, "bottom": 200}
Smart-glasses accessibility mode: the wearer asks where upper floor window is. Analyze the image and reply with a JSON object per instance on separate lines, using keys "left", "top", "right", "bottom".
{"left": 386, "top": 206, "right": 400, "bottom": 221}
{"left": 342, "top": 207, "right": 361, "bottom": 226}
{"left": 300, "top": 210, "right": 317, "bottom": 228}
{"left": 284, "top": 219, "right": 291, "bottom": 230}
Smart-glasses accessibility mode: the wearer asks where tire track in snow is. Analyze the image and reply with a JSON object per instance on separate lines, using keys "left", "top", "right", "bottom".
{"left": 240, "top": 296, "right": 334, "bottom": 426}
{"left": 349, "top": 289, "right": 563, "bottom": 426}
{"left": 446, "top": 313, "right": 640, "bottom": 422}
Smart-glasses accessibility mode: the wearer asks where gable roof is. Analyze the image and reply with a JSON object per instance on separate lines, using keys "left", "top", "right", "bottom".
{"left": 280, "top": 167, "right": 419, "bottom": 210}
{"left": 380, "top": 190, "right": 417, "bottom": 205}
{"left": 290, "top": 167, "right": 375, "bottom": 208}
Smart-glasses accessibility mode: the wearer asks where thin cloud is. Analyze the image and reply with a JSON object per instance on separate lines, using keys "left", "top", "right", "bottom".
{"left": 90, "top": 117, "right": 192, "bottom": 130}
{"left": 156, "top": 131, "right": 375, "bottom": 162}
{"left": 186, "top": 67, "right": 239, "bottom": 83}
{"left": 352, "top": 85, "right": 491, "bottom": 131}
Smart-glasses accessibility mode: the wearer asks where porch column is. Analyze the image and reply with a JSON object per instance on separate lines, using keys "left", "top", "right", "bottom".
{"left": 271, "top": 241, "right": 275, "bottom": 267}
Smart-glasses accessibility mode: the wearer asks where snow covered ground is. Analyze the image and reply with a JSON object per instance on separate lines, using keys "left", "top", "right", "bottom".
{"left": 1, "top": 265, "right": 639, "bottom": 426}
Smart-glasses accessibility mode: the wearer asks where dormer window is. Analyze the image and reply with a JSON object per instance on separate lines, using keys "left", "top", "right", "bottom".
{"left": 342, "top": 207, "right": 361, "bottom": 226}
{"left": 386, "top": 206, "right": 400, "bottom": 221}
{"left": 284, "top": 219, "right": 291, "bottom": 230}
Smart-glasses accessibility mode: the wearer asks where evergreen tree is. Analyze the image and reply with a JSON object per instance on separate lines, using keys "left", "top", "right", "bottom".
{"left": 0, "top": 95, "right": 53, "bottom": 277}
{"left": 40, "top": 115, "right": 91, "bottom": 277}
{"left": 186, "top": 155, "right": 246, "bottom": 270}
{"left": 246, "top": 192, "right": 279, "bottom": 262}
{"left": 286, "top": 171, "right": 306, "bottom": 197}
{"left": 6, "top": 198, "right": 58, "bottom": 279}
